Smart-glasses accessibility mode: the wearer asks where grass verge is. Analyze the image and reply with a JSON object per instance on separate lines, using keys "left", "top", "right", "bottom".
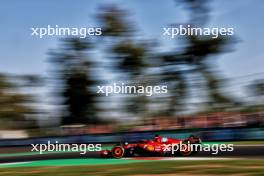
{"left": 0, "top": 159, "right": 263, "bottom": 176}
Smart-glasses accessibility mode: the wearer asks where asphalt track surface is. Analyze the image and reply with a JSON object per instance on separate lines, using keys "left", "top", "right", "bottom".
{"left": 0, "top": 145, "right": 263, "bottom": 164}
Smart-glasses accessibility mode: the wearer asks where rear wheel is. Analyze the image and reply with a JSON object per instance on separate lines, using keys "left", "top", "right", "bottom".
{"left": 180, "top": 142, "right": 193, "bottom": 156}
{"left": 112, "top": 146, "right": 125, "bottom": 159}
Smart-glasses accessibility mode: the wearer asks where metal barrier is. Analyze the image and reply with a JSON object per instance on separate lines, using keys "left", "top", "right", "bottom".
{"left": 0, "top": 127, "right": 263, "bottom": 147}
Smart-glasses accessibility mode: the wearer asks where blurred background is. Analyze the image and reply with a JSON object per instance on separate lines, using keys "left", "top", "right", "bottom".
{"left": 0, "top": 0, "right": 264, "bottom": 176}
{"left": 0, "top": 0, "right": 264, "bottom": 174}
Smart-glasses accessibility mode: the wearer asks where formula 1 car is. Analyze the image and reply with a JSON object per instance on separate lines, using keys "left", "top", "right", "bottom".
{"left": 101, "top": 135, "right": 202, "bottom": 158}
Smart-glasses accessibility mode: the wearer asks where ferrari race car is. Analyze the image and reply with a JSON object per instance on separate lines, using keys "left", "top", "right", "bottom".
{"left": 101, "top": 135, "right": 202, "bottom": 158}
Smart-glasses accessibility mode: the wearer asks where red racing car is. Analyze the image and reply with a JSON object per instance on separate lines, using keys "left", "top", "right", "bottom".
{"left": 101, "top": 135, "right": 202, "bottom": 158}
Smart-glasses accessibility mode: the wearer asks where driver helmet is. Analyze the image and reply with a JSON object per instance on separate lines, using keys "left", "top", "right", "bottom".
{"left": 161, "top": 137, "right": 168, "bottom": 142}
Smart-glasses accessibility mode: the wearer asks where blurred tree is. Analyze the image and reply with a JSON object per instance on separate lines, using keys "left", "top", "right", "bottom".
{"left": 186, "top": 36, "right": 238, "bottom": 111}
{"left": 97, "top": 2, "right": 239, "bottom": 118}
{"left": 0, "top": 73, "right": 35, "bottom": 129}
{"left": 249, "top": 80, "right": 264, "bottom": 96}
{"left": 97, "top": 5, "right": 134, "bottom": 37}
{"left": 159, "top": 0, "right": 239, "bottom": 114}
{"left": 112, "top": 41, "right": 147, "bottom": 77}
{"left": 98, "top": 6, "right": 151, "bottom": 118}
{"left": 49, "top": 39, "right": 99, "bottom": 125}
{"left": 248, "top": 80, "right": 264, "bottom": 105}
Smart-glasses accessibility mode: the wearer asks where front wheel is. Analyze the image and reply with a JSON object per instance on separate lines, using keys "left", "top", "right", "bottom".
{"left": 112, "top": 146, "right": 125, "bottom": 159}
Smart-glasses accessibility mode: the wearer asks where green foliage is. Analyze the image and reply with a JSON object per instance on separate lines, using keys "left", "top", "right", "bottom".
{"left": 97, "top": 5, "right": 133, "bottom": 36}
{"left": 249, "top": 80, "right": 264, "bottom": 97}
{"left": 113, "top": 40, "right": 147, "bottom": 76}
{"left": 0, "top": 74, "right": 35, "bottom": 129}
{"left": 49, "top": 39, "right": 99, "bottom": 125}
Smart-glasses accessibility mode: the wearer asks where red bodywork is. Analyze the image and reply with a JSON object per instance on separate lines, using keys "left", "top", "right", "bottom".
{"left": 101, "top": 135, "right": 201, "bottom": 158}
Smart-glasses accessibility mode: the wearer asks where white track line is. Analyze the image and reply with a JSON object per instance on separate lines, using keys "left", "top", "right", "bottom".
{"left": 124, "top": 157, "right": 236, "bottom": 161}
{"left": 0, "top": 162, "right": 31, "bottom": 166}
{"left": 164, "top": 157, "right": 235, "bottom": 160}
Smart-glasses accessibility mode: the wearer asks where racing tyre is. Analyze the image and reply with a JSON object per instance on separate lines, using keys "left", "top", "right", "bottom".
{"left": 112, "top": 146, "right": 125, "bottom": 159}
{"left": 179, "top": 142, "right": 193, "bottom": 156}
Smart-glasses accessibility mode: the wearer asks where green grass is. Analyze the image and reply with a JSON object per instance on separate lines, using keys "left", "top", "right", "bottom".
{"left": 0, "top": 159, "right": 264, "bottom": 176}
{"left": 0, "top": 158, "right": 148, "bottom": 168}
